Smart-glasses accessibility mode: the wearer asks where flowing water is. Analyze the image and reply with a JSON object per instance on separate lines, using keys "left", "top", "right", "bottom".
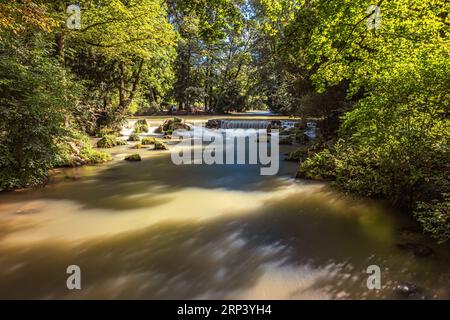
{"left": 0, "top": 120, "right": 449, "bottom": 299}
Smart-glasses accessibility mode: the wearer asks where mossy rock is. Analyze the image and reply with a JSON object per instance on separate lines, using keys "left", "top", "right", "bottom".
{"left": 125, "top": 154, "right": 142, "bottom": 162}
{"left": 153, "top": 140, "right": 168, "bottom": 150}
{"left": 279, "top": 136, "right": 293, "bottom": 145}
{"left": 132, "top": 144, "right": 144, "bottom": 149}
{"left": 141, "top": 137, "right": 157, "bottom": 145}
{"left": 97, "top": 135, "right": 118, "bottom": 148}
{"left": 128, "top": 133, "right": 140, "bottom": 142}
{"left": 53, "top": 130, "right": 112, "bottom": 167}
{"left": 280, "top": 128, "right": 293, "bottom": 135}
{"left": 133, "top": 119, "right": 149, "bottom": 133}
{"left": 116, "top": 139, "right": 127, "bottom": 146}
{"left": 156, "top": 117, "right": 190, "bottom": 134}
{"left": 286, "top": 147, "right": 309, "bottom": 162}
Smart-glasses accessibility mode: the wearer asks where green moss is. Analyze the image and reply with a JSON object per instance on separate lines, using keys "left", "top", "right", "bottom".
{"left": 141, "top": 137, "right": 157, "bottom": 145}
{"left": 128, "top": 133, "right": 140, "bottom": 141}
{"left": 132, "top": 143, "right": 144, "bottom": 149}
{"left": 80, "top": 146, "right": 112, "bottom": 163}
{"left": 156, "top": 117, "right": 190, "bottom": 135}
{"left": 153, "top": 140, "right": 168, "bottom": 150}
{"left": 125, "top": 154, "right": 142, "bottom": 161}
{"left": 286, "top": 146, "right": 309, "bottom": 162}
{"left": 296, "top": 149, "right": 336, "bottom": 180}
{"left": 97, "top": 135, "right": 118, "bottom": 148}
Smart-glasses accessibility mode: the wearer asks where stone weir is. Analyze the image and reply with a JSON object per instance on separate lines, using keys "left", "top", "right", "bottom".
{"left": 206, "top": 119, "right": 298, "bottom": 130}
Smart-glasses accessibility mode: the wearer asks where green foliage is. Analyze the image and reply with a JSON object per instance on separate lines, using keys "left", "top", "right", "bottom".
{"left": 297, "top": 149, "right": 336, "bottom": 181}
{"left": 286, "top": 146, "right": 309, "bottom": 162}
{"left": 414, "top": 194, "right": 450, "bottom": 244}
{"left": 98, "top": 128, "right": 119, "bottom": 138}
{"left": 0, "top": 34, "right": 78, "bottom": 190}
{"left": 283, "top": 0, "right": 450, "bottom": 242}
{"left": 97, "top": 135, "right": 120, "bottom": 148}
{"left": 53, "top": 130, "right": 111, "bottom": 167}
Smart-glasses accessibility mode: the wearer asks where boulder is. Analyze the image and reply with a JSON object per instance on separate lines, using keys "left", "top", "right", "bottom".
{"left": 128, "top": 133, "right": 140, "bottom": 142}
{"left": 125, "top": 154, "right": 142, "bottom": 161}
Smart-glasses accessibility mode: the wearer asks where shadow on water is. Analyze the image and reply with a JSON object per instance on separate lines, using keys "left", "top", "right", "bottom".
{"left": 0, "top": 191, "right": 449, "bottom": 299}
{"left": 0, "top": 149, "right": 299, "bottom": 211}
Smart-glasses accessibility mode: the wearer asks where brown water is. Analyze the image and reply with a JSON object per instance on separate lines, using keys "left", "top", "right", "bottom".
{"left": 0, "top": 128, "right": 449, "bottom": 299}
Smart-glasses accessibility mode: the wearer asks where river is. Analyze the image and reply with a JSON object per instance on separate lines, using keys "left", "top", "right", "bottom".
{"left": 0, "top": 118, "right": 448, "bottom": 299}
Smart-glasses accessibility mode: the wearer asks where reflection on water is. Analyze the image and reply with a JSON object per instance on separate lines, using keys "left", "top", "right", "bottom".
{"left": 0, "top": 140, "right": 449, "bottom": 299}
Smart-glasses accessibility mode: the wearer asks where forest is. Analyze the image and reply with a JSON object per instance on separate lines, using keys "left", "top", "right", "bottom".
{"left": 0, "top": 0, "right": 449, "bottom": 243}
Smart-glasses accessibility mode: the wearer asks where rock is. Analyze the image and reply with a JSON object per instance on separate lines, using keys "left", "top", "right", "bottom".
{"left": 153, "top": 140, "right": 168, "bottom": 150}
{"left": 396, "top": 242, "right": 435, "bottom": 258}
{"left": 157, "top": 117, "right": 190, "bottom": 134}
{"left": 125, "top": 154, "right": 142, "bottom": 161}
{"left": 67, "top": 141, "right": 81, "bottom": 155}
{"left": 206, "top": 119, "right": 220, "bottom": 129}
{"left": 97, "top": 135, "right": 117, "bottom": 148}
{"left": 128, "top": 133, "right": 140, "bottom": 142}
{"left": 394, "top": 283, "right": 418, "bottom": 297}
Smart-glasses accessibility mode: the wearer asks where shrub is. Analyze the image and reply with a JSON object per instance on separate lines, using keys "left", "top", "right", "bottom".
{"left": 53, "top": 130, "right": 112, "bottom": 167}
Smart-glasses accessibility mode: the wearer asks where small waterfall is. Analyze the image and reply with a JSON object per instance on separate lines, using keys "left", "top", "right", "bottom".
{"left": 220, "top": 120, "right": 271, "bottom": 129}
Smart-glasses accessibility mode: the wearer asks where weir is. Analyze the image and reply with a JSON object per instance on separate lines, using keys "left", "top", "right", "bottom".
{"left": 220, "top": 120, "right": 271, "bottom": 129}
